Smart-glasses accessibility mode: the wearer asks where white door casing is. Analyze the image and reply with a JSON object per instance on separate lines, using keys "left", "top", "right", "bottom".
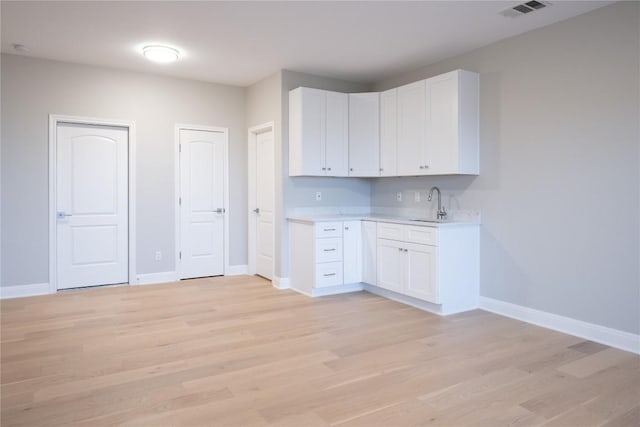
{"left": 49, "top": 115, "right": 136, "bottom": 293}
{"left": 178, "top": 128, "right": 226, "bottom": 279}
{"left": 248, "top": 122, "right": 275, "bottom": 280}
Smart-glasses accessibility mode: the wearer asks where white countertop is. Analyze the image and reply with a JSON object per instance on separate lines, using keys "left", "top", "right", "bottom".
{"left": 287, "top": 214, "right": 480, "bottom": 227}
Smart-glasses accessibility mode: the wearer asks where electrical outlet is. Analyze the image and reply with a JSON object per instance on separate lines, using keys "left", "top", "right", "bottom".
{"left": 396, "top": 192, "right": 402, "bottom": 202}
{"left": 155, "top": 251, "right": 162, "bottom": 261}
{"left": 316, "top": 191, "right": 322, "bottom": 201}
{"left": 414, "top": 191, "right": 421, "bottom": 202}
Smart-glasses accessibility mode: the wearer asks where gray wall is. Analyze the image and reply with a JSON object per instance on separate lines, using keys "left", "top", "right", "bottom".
{"left": 280, "top": 70, "right": 372, "bottom": 278}
{"left": 1, "top": 54, "right": 247, "bottom": 286}
{"left": 371, "top": 2, "right": 640, "bottom": 334}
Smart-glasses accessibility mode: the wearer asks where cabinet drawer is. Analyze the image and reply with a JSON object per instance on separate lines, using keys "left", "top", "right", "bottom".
{"left": 315, "top": 262, "right": 344, "bottom": 288}
{"left": 315, "top": 222, "right": 343, "bottom": 238}
{"left": 315, "top": 237, "right": 343, "bottom": 263}
{"left": 377, "top": 222, "right": 404, "bottom": 241}
{"left": 405, "top": 226, "right": 437, "bottom": 245}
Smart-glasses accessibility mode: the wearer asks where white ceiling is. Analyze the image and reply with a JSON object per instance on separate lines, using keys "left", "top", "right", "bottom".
{"left": 1, "top": 1, "right": 612, "bottom": 87}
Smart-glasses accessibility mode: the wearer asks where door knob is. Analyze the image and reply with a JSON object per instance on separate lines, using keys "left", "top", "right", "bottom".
{"left": 56, "top": 211, "right": 72, "bottom": 219}
{"left": 253, "top": 208, "right": 260, "bottom": 214}
{"left": 215, "top": 208, "right": 225, "bottom": 214}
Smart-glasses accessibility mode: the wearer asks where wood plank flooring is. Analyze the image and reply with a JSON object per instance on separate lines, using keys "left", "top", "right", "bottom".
{"left": 1, "top": 275, "right": 638, "bottom": 426}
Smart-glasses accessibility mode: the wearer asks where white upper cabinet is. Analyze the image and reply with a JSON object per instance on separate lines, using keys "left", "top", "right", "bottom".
{"left": 426, "top": 70, "right": 479, "bottom": 175}
{"left": 379, "top": 88, "right": 398, "bottom": 177}
{"left": 289, "top": 87, "right": 348, "bottom": 176}
{"left": 348, "top": 93, "right": 380, "bottom": 177}
{"left": 396, "top": 80, "right": 427, "bottom": 176}
{"left": 325, "top": 90, "right": 349, "bottom": 176}
{"left": 289, "top": 69, "right": 479, "bottom": 178}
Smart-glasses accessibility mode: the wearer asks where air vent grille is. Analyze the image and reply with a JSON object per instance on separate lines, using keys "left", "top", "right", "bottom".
{"left": 500, "top": 1, "right": 550, "bottom": 18}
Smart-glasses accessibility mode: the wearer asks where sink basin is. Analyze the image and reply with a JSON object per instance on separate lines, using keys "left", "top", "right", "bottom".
{"left": 407, "top": 218, "right": 443, "bottom": 224}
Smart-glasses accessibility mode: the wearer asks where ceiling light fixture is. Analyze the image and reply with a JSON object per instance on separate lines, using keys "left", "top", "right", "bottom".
{"left": 142, "top": 45, "right": 179, "bottom": 63}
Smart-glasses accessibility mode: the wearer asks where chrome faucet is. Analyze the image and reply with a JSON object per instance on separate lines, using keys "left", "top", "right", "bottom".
{"left": 428, "top": 186, "right": 447, "bottom": 220}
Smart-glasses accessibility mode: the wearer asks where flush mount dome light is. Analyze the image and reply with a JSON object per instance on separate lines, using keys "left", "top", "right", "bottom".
{"left": 142, "top": 45, "right": 179, "bottom": 63}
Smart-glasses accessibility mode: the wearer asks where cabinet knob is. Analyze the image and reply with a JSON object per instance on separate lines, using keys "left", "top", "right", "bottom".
{"left": 322, "top": 167, "right": 326, "bottom": 171}
{"left": 350, "top": 168, "right": 353, "bottom": 171}
{"left": 327, "top": 167, "right": 332, "bottom": 171}
{"left": 424, "top": 165, "right": 429, "bottom": 169}
{"left": 404, "top": 249, "right": 408, "bottom": 252}
{"left": 398, "top": 247, "right": 403, "bottom": 252}
{"left": 419, "top": 166, "right": 424, "bottom": 170}
{"left": 345, "top": 226, "right": 349, "bottom": 230}
{"left": 379, "top": 168, "right": 384, "bottom": 172}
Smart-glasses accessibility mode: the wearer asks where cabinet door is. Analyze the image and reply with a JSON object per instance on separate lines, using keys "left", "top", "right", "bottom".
{"left": 325, "top": 91, "right": 349, "bottom": 176}
{"left": 405, "top": 242, "right": 438, "bottom": 303}
{"left": 362, "top": 221, "right": 377, "bottom": 285}
{"left": 377, "top": 239, "right": 405, "bottom": 293}
{"left": 348, "top": 93, "right": 380, "bottom": 177}
{"left": 426, "top": 71, "right": 458, "bottom": 175}
{"left": 289, "top": 87, "right": 326, "bottom": 176}
{"left": 397, "top": 80, "right": 427, "bottom": 176}
{"left": 343, "top": 221, "right": 362, "bottom": 284}
{"left": 380, "top": 88, "right": 397, "bottom": 177}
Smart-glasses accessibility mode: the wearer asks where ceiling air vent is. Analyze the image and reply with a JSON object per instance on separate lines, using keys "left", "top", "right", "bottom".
{"left": 500, "top": 1, "right": 550, "bottom": 18}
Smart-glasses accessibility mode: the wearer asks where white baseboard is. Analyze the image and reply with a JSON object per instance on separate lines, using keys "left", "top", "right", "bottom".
{"left": 272, "top": 276, "right": 290, "bottom": 290}
{"left": 135, "top": 271, "right": 178, "bottom": 286}
{"left": 479, "top": 297, "right": 640, "bottom": 355}
{"left": 226, "top": 265, "right": 249, "bottom": 276}
{"left": 1, "top": 283, "right": 52, "bottom": 299}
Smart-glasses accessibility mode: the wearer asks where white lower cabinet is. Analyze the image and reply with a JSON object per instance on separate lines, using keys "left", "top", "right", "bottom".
{"left": 289, "top": 220, "right": 362, "bottom": 296}
{"left": 289, "top": 218, "right": 478, "bottom": 314}
{"left": 362, "top": 221, "right": 377, "bottom": 286}
{"left": 373, "top": 222, "right": 478, "bottom": 314}
{"left": 376, "top": 238, "right": 405, "bottom": 293}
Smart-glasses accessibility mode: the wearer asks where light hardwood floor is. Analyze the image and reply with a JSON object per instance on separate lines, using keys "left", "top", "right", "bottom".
{"left": 1, "top": 276, "right": 639, "bottom": 426}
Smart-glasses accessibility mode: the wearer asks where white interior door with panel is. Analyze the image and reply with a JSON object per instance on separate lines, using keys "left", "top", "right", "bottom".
{"left": 179, "top": 128, "right": 225, "bottom": 279}
{"left": 56, "top": 123, "right": 128, "bottom": 290}
{"left": 254, "top": 129, "right": 274, "bottom": 279}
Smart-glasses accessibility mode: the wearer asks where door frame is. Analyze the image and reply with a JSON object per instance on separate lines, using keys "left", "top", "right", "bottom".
{"left": 247, "top": 121, "right": 275, "bottom": 277}
{"left": 48, "top": 115, "right": 137, "bottom": 293}
{"left": 174, "top": 124, "right": 230, "bottom": 279}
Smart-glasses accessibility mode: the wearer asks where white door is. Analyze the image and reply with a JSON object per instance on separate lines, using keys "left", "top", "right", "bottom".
{"left": 405, "top": 242, "right": 439, "bottom": 303}
{"left": 342, "top": 221, "right": 362, "bottom": 284}
{"left": 362, "top": 221, "right": 377, "bottom": 285}
{"left": 397, "top": 80, "right": 427, "bottom": 176}
{"left": 255, "top": 130, "right": 274, "bottom": 280}
{"left": 324, "top": 91, "right": 349, "bottom": 176}
{"left": 348, "top": 93, "right": 380, "bottom": 177}
{"left": 380, "top": 88, "right": 398, "bottom": 177}
{"left": 179, "top": 129, "right": 225, "bottom": 279}
{"left": 376, "top": 238, "right": 405, "bottom": 293}
{"left": 426, "top": 71, "right": 459, "bottom": 175}
{"left": 56, "top": 123, "right": 128, "bottom": 289}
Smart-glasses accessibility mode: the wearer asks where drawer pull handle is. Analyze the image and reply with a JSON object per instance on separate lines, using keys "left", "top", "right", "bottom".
{"left": 323, "top": 248, "right": 336, "bottom": 252}
{"left": 323, "top": 273, "right": 336, "bottom": 277}
{"left": 324, "top": 228, "right": 336, "bottom": 231}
